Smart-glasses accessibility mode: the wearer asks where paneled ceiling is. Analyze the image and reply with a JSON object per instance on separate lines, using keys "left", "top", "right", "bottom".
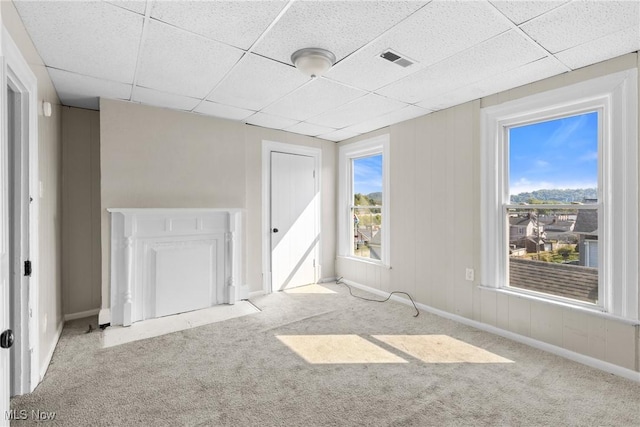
{"left": 14, "top": 0, "right": 640, "bottom": 142}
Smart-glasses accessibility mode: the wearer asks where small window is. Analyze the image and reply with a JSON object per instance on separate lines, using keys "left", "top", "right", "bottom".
{"left": 338, "top": 135, "right": 390, "bottom": 265}
{"left": 352, "top": 155, "right": 383, "bottom": 260}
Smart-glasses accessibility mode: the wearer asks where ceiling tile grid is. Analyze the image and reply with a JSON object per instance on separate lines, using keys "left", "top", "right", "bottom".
{"left": 14, "top": 0, "right": 144, "bottom": 83}
{"left": 262, "top": 78, "right": 368, "bottom": 122}
{"left": 12, "top": 0, "right": 640, "bottom": 142}
{"left": 519, "top": 0, "right": 640, "bottom": 54}
{"left": 149, "top": 1, "right": 287, "bottom": 50}
{"left": 136, "top": 20, "right": 245, "bottom": 99}
{"left": 47, "top": 68, "right": 132, "bottom": 111}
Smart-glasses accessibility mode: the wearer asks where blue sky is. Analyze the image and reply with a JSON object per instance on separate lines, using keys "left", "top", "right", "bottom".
{"left": 354, "top": 154, "right": 382, "bottom": 194}
{"left": 509, "top": 111, "right": 598, "bottom": 195}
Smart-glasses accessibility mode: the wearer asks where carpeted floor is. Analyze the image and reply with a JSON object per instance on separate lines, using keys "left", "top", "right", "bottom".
{"left": 10, "top": 283, "right": 640, "bottom": 426}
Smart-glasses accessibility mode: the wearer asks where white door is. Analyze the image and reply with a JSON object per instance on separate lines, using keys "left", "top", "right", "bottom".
{"left": 270, "top": 152, "right": 317, "bottom": 291}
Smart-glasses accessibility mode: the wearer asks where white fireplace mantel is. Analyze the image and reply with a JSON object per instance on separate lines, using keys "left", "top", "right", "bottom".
{"left": 105, "top": 208, "right": 246, "bottom": 326}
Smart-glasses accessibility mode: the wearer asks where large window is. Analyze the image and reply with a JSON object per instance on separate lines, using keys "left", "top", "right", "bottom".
{"left": 507, "top": 112, "right": 600, "bottom": 304}
{"left": 481, "top": 70, "right": 638, "bottom": 320}
{"left": 339, "top": 135, "right": 390, "bottom": 265}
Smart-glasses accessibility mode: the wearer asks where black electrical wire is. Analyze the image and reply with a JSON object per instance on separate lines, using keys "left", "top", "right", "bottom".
{"left": 335, "top": 277, "right": 419, "bottom": 317}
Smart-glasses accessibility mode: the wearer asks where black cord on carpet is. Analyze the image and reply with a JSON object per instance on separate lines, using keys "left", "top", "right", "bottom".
{"left": 335, "top": 277, "right": 419, "bottom": 317}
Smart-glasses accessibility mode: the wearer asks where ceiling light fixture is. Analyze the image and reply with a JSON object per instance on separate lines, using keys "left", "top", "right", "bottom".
{"left": 291, "top": 48, "right": 336, "bottom": 79}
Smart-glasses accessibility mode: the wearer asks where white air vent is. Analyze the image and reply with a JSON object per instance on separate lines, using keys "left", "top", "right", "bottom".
{"left": 379, "top": 49, "right": 415, "bottom": 68}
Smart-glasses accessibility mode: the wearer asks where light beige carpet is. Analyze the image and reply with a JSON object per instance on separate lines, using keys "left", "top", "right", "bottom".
{"left": 10, "top": 283, "right": 640, "bottom": 426}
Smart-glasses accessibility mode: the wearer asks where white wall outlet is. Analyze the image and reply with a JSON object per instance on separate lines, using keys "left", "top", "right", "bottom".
{"left": 465, "top": 268, "right": 475, "bottom": 281}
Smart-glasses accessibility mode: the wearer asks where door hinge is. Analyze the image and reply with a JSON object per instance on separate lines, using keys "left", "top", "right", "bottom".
{"left": 24, "top": 260, "right": 32, "bottom": 277}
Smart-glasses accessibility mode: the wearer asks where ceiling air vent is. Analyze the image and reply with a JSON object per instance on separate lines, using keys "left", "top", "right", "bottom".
{"left": 379, "top": 49, "right": 415, "bottom": 68}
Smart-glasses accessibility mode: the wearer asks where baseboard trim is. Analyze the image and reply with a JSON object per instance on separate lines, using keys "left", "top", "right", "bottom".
{"left": 342, "top": 278, "right": 640, "bottom": 383}
{"left": 64, "top": 308, "right": 100, "bottom": 322}
{"left": 318, "top": 277, "right": 338, "bottom": 284}
{"left": 39, "top": 319, "right": 63, "bottom": 381}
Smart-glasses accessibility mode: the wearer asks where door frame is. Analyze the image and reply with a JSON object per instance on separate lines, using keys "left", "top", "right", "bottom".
{"left": 1, "top": 26, "right": 40, "bottom": 395}
{"left": 261, "top": 141, "right": 321, "bottom": 294}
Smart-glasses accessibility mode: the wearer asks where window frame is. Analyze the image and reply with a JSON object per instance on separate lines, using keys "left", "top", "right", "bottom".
{"left": 481, "top": 69, "right": 638, "bottom": 320}
{"left": 338, "top": 135, "right": 390, "bottom": 266}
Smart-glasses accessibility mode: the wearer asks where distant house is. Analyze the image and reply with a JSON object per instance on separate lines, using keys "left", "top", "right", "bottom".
{"left": 543, "top": 217, "right": 576, "bottom": 240}
{"left": 574, "top": 209, "right": 598, "bottom": 268}
{"left": 509, "top": 213, "right": 543, "bottom": 244}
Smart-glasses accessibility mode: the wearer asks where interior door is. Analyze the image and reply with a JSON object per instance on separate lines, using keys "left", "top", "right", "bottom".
{"left": 270, "top": 152, "right": 317, "bottom": 291}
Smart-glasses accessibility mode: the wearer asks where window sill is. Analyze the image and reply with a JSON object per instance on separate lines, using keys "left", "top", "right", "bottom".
{"left": 337, "top": 255, "right": 391, "bottom": 270}
{"left": 477, "top": 285, "right": 640, "bottom": 326}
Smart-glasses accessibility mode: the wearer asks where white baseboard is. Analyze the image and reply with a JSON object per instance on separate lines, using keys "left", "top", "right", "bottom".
{"left": 318, "top": 277, "right": 338, "bottom": 284}
{"left": 341, "top": 278, "right": 640, "bottom": 383}
{"left": 64, "top": 308, "right": 100, "bottom": 322}
{"left": 39, "top": 319, "right": 63, "bottom": 381}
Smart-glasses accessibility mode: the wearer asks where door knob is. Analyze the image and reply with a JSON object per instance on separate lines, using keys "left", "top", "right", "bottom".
{"left": 0, "top": 329, "right": 14, "bottom": 349}
{"left": 272, "top": 228, "right": 279, "bottom": 233}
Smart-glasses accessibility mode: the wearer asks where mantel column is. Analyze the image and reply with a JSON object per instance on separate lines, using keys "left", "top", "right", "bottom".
{"left": 122, "top": 216, "right": 135, "bottom": 326}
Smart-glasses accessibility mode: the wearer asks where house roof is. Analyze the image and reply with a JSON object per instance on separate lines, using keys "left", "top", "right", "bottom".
{"left": 11, "top": 1, "right": 640, "bottom": 141}
{"left": 573, "top": 209, "right": 598, "bottom": 234}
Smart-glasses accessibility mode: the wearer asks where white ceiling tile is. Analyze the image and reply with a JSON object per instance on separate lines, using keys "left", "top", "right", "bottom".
{"left": 327, "top": 0, "right": 512, "bottom": 91}
{"left": 48, "top": 68, "right": 132, "bottom": 110}
{"left": 208, "top": 53, "right": 308, "bottom": 111}
{"left": 194, "top": 101, "right": 255, "bottom": 121}
{"left": 104, "top": 0, "right": 147, "bottom": 15}
{"left": 377, "top": 30, "right": 544, "bottom": 104}
{"left": 262, "top": 79, "right": 367, "bottom": 121}
{"left": 306, "top": 94, "right": 408, "bottom": 129}
{"left": 348, "top": 105, "right": 431, "bottom": 134}
{"left": 417, "top": 56, "right": 567, "bottom": 111}
{"left": 520, "top": 1, "right": 639, "bottom": 53}
{"left": 132, "top": 86, "right": 200, "bottom": 111}
{"left": 137, "top": 20, "right": 244, "bottom": 99}
{"left": 14, "top": 1, "right": 143, "bottom": 83}
{"left": 317, "top": 129, "right": 362, "bottom": 143}
{"left": 252, "top": 1, "right": 426, "bottom": 64}
{"left": 490, "top": 1, "right": 569, "bottom": 25}
{"left": 555, "top": 26, "right": 640, "bottom": 71}
{"left": 150, "top": 1, "right": 286, "bottom": 50}
{"left": 285, "top": 122, "right": 337, "bottom": 137}
{"left": 245, "top": 112, "right": 299, "bottom": 130}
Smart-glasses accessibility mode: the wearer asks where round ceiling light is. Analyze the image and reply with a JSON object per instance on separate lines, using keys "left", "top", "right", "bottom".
{"left": 291, "top": 48, "right": 336, "bottom": 79}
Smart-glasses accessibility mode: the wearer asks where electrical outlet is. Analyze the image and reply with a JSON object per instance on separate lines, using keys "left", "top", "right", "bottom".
{"left": 465, "top": 268, "right": 474, "bottom": 281}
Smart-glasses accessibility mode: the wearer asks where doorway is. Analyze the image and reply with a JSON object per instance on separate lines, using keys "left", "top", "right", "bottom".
{"left": 262, "top": 142, "right": 321, "bottom": 293}
{"left": 1, "top": 29, "right": 40, "bottom": 412}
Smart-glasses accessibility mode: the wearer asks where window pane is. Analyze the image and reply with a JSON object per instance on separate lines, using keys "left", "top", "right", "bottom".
{"left": 352, "top": 155, "right": 382, "bottom": 259}
{"left": 509, "top": 112, "right": 598, "bottom": 203}
{"left": 507, "top": 207, "right": 598, "bottom": 303}
{"left": 508, "top": 112, "right": 599, "bottom": 304}
{"left": 353, "top": 207, "right": 382, "bottom": 260}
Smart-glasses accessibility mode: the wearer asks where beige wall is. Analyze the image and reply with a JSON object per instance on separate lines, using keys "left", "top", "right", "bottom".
{"left": 99, "top": 99, "right": 336, "bottom": 313}
{"left": 62, "top": 107, "right": 101, "bottom": 315}
{"left": 2, "top": 1, "right": 63, "bottom": 374}
{"left": 337, "top": 53, "right": 640, "bottom": 374}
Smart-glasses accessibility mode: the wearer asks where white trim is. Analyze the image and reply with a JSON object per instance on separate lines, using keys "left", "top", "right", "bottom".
{"left": 261, "top": 140, "right": 322, "bottom": 294}
{"left": 341, "top": 278, "right": 640, "bottom": 383}
{"left": 39, "top": 320, "right": 62, "bottom": 382}
{"left": 338, "top": 134, "right": 390, "bottom": 266}
{"left": 317, "top": 276, "right": 338, "bottom": 284}
{"left": 98, "top": 308, "right": 111, "bottom": 326}
{"left": 64, "top": 309, "right": 100, "bottom": 322}
{"left": 1, "top": 26, "right": 40, "bottom": 394}
{"left": 481, "top": 68, "right": 638, "bottom": 320}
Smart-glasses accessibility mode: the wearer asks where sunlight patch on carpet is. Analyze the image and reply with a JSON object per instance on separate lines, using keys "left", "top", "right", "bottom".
{"left": 283, "top": 284, "right": 337, "bottom": 294}
{"left": 372, "top": 335, "right": 514, "bottom": 364}
{"left": 102, "top": 302, "right": 259, "bottom": 348}
{"left": 277, "top": 335, "right": 408, "bottom": 364}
